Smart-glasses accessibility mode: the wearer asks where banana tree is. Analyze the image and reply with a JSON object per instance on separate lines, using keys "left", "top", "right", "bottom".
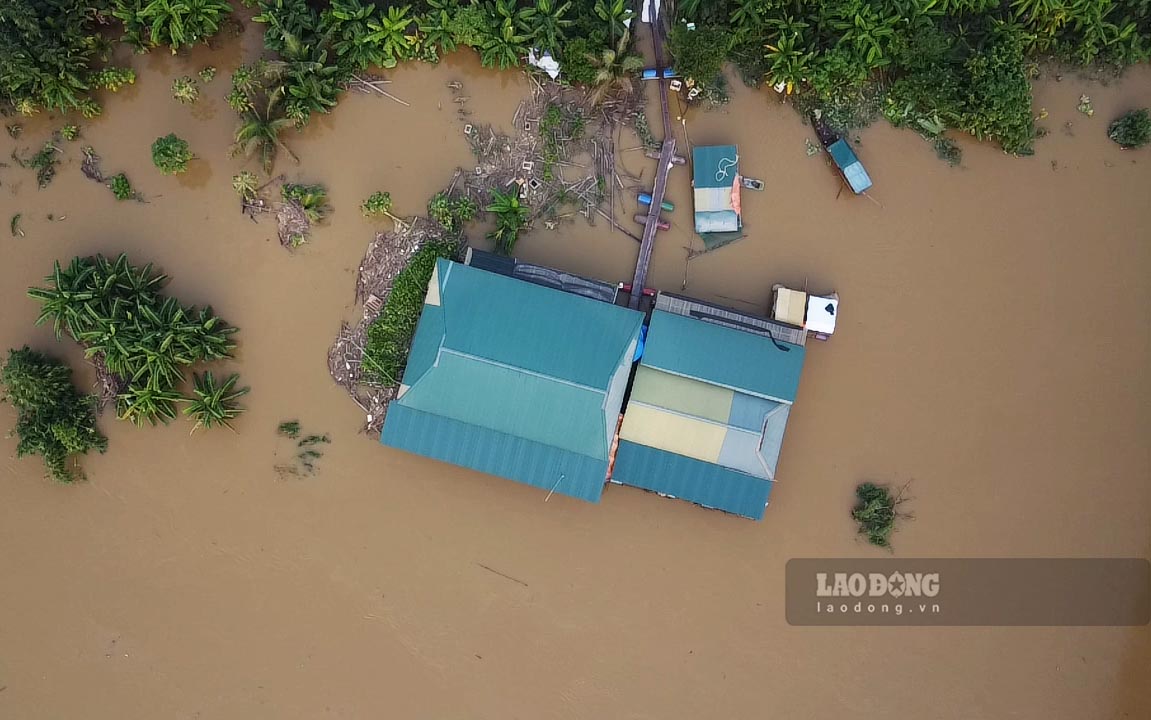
{"left": 367, "top": 4, "right": 416, "bottom": 67}
{"left": 765, "top": 33, "right": 815, "bottom": 94}
{"left": 521, "top": 0, "right": 573, "bottom": 53}
{"left": 480, "top": 18, "right": 530, "bottom": 69}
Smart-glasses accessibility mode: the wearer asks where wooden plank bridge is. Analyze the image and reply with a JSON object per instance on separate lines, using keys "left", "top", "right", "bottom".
{"left": 628, "top": 2, "right": 677, "bottom": 311}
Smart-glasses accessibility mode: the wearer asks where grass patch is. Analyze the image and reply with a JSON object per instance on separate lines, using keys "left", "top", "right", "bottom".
{"left": 362, "top": 240, "right": 458, "bottom": 386}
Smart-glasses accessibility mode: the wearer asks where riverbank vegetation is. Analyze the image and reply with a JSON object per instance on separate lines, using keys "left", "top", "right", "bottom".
{"left": 670, "top": 0, "right": 1151, "bottom": 156}
{"left": 1, "top": 347, "right": 108, "bottom": 482}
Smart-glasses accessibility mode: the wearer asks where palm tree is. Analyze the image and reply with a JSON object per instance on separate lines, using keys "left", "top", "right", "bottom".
{"left": 232, "top": 95, "right": 298, "bottom": 174}
{"left": 586, "top": 31, "right": 645, "bottom": 103}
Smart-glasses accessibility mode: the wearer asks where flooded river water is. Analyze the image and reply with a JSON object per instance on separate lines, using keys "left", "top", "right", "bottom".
{"left": 1, "top": 22, "right": 1149, "bottom": 720}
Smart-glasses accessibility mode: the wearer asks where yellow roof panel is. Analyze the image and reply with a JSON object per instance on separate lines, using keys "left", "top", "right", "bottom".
{"left": 629, "top": 366, "right": 733, "bottom": 424}
{"left": 619, "top": 404, "right": 725, "bottom": 463}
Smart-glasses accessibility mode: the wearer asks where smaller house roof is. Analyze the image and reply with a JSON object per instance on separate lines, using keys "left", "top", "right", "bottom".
{"left": 641, "top": 310, "right": 805, "bottom": 402}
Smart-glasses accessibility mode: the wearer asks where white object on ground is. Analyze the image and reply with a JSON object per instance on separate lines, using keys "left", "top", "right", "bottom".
{"left": 528, "top": 49, "right": 561, "bottom": 80}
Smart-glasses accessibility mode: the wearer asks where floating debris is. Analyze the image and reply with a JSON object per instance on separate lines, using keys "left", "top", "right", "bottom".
{"left": 1077, "top": 95, "right": 1094, "bottom": 117}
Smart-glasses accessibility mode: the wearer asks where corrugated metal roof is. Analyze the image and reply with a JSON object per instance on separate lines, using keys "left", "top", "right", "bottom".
{"left": 693, "top": 145, "right": 739, "bottom": 189}
{"left": 612, "top": 441, "right": 773, "bottom": 520}
{"left": 642, "top": 310, "right": 805, "bottom": 402}
{"left": 383, "top": 405, "right": 609, "bottom": 502}
{"left": 400, "top": 349, "right": 609, "bottom": 458}
{"left": 382, "top": 260, "right": 642, "bottom": 502}
{"left": 438, "top": 259, "right": 642, "bottom": 388}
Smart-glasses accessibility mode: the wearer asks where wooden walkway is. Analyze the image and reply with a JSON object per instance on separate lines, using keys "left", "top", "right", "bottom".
{"left": 628, "top": 3, "right": 676, "bottom": 310}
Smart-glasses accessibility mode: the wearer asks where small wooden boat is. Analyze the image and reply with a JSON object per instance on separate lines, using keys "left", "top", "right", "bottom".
{"left": 811, "top": 112, "right": 873, "bottom": 195}
{"left": 634, "top": 214, "right": 671, "bottom": 231}
{"left": 740, "top": 176, "right": 764, "bottom": 191}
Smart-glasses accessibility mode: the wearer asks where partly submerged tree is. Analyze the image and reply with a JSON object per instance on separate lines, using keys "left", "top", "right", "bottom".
{"left": 1, "top": 346, "right": 107, "bottom": 482}
{"left": 184, "top": 371, "right": 248, "bottom": 432}
{"left": 1108, "top": 108, "right": 1151, "bottom": 149}
{"left": 151, "top": 133, "right": 193, "bottom": 174}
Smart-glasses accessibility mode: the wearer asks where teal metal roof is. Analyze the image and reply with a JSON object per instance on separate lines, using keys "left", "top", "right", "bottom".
{"left": 693, "top": 145, "right": 739, "bottom": 189}
{"left": 383, "top": 259, "right": 644, "bottom": 502}
{"left": 641, "top": 310, "right": 806, "bottom": 402}
{"left": 400, "top": 349, "right": 608, "bottom": 457}
{"left": 828, "top": 139, "right": 873, "bottom": 194}
{"left": 613, "top": 441, "right": 773, "bottom": 520}
{"left": 426, "top": 258, "right": 641, "bottom": 388}
{"left": 383, "top": 405, "right": 610, "bottom": 502}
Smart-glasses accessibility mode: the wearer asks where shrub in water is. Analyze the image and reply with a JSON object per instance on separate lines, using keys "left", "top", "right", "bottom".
{"left": 1108, "top": 109, "right": 1151, "bottom": 149}
{"left": 361, "top": 191, "right": 393, "bottom": 218}
{"left": 852, "top": 482, "right": 911, "bottom": 549}
{"left": 151, "top": 134, "right": 193, "bottom": 174}
{"left": 1, "top": 347, "right": 107, "bottom": 482}
{"left": 109, "top": 173, "right": 133, "bottom": 200}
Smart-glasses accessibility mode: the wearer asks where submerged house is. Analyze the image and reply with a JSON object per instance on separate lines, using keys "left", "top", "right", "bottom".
{"left": 380, "top": 258, "right": 644, "bottom": 503}
{"left": 611, "top": 295, "right": 807, "bottom": 520}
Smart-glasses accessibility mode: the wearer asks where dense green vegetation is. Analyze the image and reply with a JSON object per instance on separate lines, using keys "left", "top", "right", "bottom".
{"left": 427, "top": 191, "right": 478, "bottom": 232}
{"left": 362, "top": 240, "right": 458, "bottom": 386}
{"left": 1, "top": 347, "right": 108, "bottom": 482}
{"left": 112, "top": 0, "right": 233, "bottom": 53}
{"left": 1109, "top": 107, "right": 1151, "bottom": 147}
{"left": 671, "top": 0, "right": 1151, "bottom": 155}
{"left": 109, "top": 172, "right": 134, "bottom": 200}
{"left": 852, "top": 481, "right": 911, "bottom": 549}
{"left": 28, "top": 253, "right": 242, "bottom": 427}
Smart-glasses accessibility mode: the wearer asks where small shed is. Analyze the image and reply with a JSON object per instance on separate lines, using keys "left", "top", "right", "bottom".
{"left": 693, "top": 145, "right": 743, "bottom": 236}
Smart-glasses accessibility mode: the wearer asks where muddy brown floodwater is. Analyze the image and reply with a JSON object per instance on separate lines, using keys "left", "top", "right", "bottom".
{"left": 1, "top": 22, "right": 1149, "bottom": 720}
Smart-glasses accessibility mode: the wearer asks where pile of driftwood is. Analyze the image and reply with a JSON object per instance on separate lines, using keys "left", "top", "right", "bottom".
{"left": 451, "top": 75, "right": 644, "bottom": 237}
{"left": 328, "top": 220, "right": 449, "bottom": 434}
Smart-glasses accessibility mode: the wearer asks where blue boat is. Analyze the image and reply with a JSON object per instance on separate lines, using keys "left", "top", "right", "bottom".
{"left": 813, "top": 114, "right": 873, "bottom": 195}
